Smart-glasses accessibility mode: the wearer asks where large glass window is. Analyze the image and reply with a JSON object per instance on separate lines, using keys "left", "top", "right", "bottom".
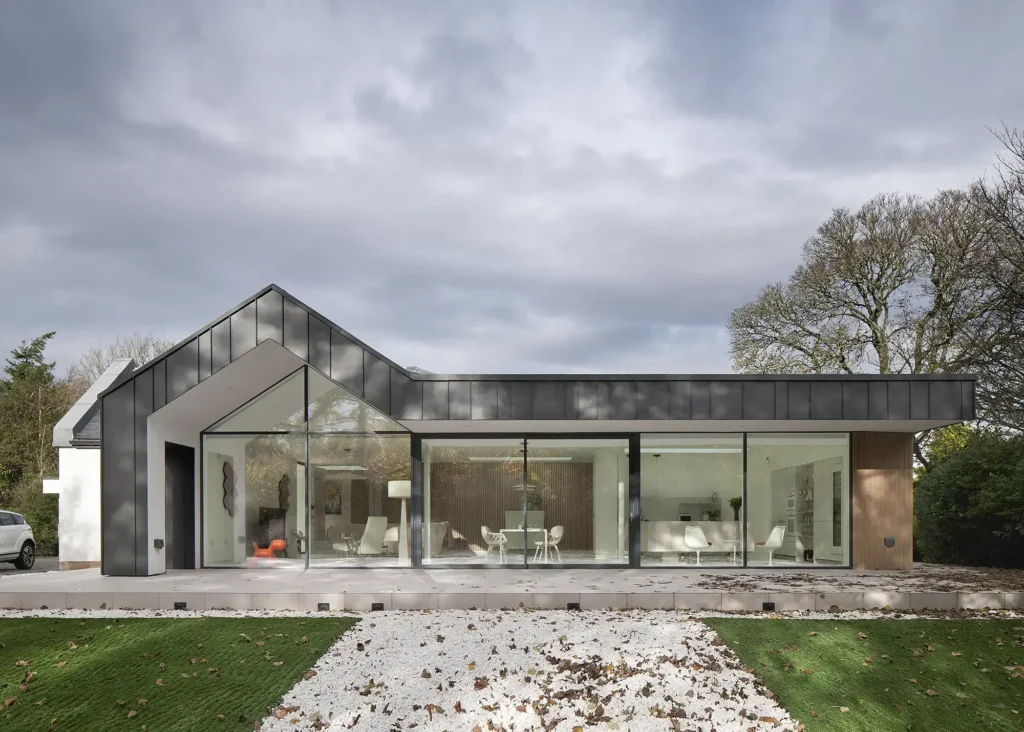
{"left": 422, "top": 439, "right": 526, "bottom": 565}
{"left": 745, "top": 433, "right": 849, "bottom": 566}
{"left": 422, "top": 438, "right": 628, "bottom": 566}
{"left": 308, "top": 433, "right": 410, "bottom": 566}
{"left": 201, "top": 365, "right": 410, "bottom": 568}
{"left": 202, "top": 433, "right": 306, "bottom": 567}
{"left": 639, "top": 435, "right": 743, "bottom": 566}
{"left": 526, "top": 439, "right": 628, "bottom": 565}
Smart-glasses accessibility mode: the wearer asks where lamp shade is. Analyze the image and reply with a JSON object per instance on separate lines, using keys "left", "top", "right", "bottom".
{"left": 388, "top": 480, "right": 411, "bottom": 499}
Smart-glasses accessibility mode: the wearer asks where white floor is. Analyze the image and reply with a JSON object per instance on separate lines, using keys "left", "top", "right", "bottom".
{"left": 259, "top": 610, "right": 796, "bottom": 732}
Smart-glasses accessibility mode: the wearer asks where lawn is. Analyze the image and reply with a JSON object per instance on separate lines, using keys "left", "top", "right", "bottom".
{"left": 709, "top": 617, "right": 1024, "bottom": 731}
{"left": 0, "top": 616, "right": 357, "bottom": 731}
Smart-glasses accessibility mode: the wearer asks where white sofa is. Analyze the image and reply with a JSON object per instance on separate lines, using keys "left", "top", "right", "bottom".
{"left": 640, "top": 521, "right": 753, "bottom": 561}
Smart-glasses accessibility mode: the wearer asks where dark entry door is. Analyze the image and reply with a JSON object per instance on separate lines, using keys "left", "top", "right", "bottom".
{"left": 165, "top": 443, "right": 196, "bottom": 569}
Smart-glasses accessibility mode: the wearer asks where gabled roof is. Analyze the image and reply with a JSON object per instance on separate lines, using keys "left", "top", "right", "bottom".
{"left": 96, "top": 284, "right": 977, "bottom": 426}
{"left": 54, "top": 358, "right": 135, "bottom": 447}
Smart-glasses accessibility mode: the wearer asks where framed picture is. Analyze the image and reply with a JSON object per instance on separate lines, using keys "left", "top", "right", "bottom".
{"left": 325, "top": 484, "right": 342, "bottom": 515}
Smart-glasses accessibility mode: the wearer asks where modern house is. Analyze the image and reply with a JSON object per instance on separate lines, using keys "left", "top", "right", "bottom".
{"left": 44, "top": 358, "right": 135, "bottom": 570}
{"left": 97, "top": 285, "right": 975, "bottom": 576}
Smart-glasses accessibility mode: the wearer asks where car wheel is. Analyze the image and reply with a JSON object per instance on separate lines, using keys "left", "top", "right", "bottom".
{"left": 13, "top": 542, "right": 35, "bottom": 570}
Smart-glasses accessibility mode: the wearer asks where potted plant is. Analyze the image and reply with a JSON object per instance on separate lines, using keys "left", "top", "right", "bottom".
{"left": 728, "top": 496, "right": 743, "bottom": 521}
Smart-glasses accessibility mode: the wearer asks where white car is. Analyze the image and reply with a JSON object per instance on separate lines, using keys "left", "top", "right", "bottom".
{"left": 0, "top": 510, "right": 35, "bottom": 570}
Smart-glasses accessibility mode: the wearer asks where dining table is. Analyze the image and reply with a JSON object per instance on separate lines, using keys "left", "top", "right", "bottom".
{"left": 500, "top": 527, "right": 549, "bottom": 562}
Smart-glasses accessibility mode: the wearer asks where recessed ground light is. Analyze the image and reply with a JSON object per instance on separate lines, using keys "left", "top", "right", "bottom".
{"left": 762, "top": 601, "right": 776, "bottom": 612}
{"left": 173, "top": 601, "right": 187, "bottom": 610}
{"left": 317, "top": 602, "right": 330, "bottom": 611}
{"left": 566, "top": 602, "right": 581, "bottom": 611}
{"left": 371, "top": 602, "right": 384, "bottom": 611}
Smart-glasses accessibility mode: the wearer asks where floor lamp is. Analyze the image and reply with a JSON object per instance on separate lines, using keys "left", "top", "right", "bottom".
{"left": 388, "top": 480, "right": 411, "bottom": 561}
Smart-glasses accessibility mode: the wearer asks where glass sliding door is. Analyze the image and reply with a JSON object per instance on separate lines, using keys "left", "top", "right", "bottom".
{"left": 525, "top": 439, "right": 628, "bottom": 565}
{"left": 422, "top": 438, "right": 526, "bottom": 565}
{"left": 639, "top": 434, "right": 743, "bottom": 566}
{"left": 308, "top": 433, "right": 410, "bottom": 566}
{"left": 745, "top": 433, "right": 849, "bottom": 566}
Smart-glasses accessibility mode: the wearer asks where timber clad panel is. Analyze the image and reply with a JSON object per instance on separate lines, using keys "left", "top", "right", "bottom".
{"left": 428, "top": 462, "right": 594, "bottom": 557}
{"left": 852, "top": 432, "right": 913, "bottom": 570}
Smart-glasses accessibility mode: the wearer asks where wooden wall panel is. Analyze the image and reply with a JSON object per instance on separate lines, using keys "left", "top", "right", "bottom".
{"left": 428, "top": 462, "right": 594, "bottom": 553}
{"left": 852, "top": 432, "right": 913, "bottom": 569}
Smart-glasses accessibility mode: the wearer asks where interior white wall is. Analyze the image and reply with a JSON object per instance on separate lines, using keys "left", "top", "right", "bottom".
{"left": 640, "top": 453, "right": 743, "bottom": 520}
{"left": 51, "top": 447, "right": 101, "bottom": 565}
{"left": 202, "top": 437, "right": 249, "bottom": 564}
{"left": 592, "top": 448, "right": 625, "bottom": 560}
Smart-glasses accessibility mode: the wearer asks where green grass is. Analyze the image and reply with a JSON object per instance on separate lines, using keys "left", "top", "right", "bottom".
{"left": 0, "top": 616, "right": 357, "bottom": 731}
{"left": 708, "top": 618, "right": 1024, "bottom": 731}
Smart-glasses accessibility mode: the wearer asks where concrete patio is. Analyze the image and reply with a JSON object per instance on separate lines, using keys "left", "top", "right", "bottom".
{"left": 1, "top": 564, "right": 1021, "bottom": 613}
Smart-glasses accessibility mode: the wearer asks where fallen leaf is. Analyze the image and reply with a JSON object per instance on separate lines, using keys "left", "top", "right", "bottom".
{"left": 810, "top": 710, "right": 818, "bottom": 718}
{"left": 15, "top": 660, "right": 31, "bottom": 667}
{"left": 925, "top": 689, "right": 938, "bottom": 696}
{"left": 54, "top": 661, "right": 67, "bottom": 668}
{"left": 840, "top": 706, "right": 850, "bottom": 712}
{"left": 951, "top": 652, "right": 962, "bottom": 657}
{"left": 273, "top": 661, "right": 284, "bottom": 667}
{"left": 127, "top": 710, "right": 137, "bottom": 718}
{"left": 856, "top": 632, "right": 868, "bottom": 640}
{"left": 4, "top": 698, "right": 16, "bottom": 708}
{"left": 468, "top": 662, "right": 476, "bottom": 671}
{"left": 155, "top": 679, "right": 163, "bottom": 685}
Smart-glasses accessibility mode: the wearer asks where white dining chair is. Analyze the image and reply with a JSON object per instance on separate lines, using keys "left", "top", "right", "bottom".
{"left": 533, "top": 525, "right": 564, "bottom": 563}
{"left": 683, "top": 526, "right": 712, "bottom": 565}
{"left": 481, "top": 525, "right": 507, "bottom": 563}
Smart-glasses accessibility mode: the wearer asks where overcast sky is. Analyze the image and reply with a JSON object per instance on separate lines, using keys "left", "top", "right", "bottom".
{"left": 1, "top": 1, "right": 1021, "bottom": 378}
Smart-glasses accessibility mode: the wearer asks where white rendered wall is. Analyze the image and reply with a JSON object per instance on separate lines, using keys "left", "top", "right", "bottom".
{"left": 53, "top": 447, "right": 102, "bottom": 565}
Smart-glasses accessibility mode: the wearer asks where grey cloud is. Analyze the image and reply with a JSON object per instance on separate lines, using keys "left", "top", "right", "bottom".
{"left": 0, "top": 1, "right": 1019, "bottom": 376}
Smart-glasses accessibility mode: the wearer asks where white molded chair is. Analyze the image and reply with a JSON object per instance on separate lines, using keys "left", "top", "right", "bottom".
{"left": 534, "top": 525, "right": 564, "bottom": 563}
{"left": 759, "top": 525, "right": 786, "bottom": 565}
{"left": 683, "top": 526, "right": 712, "bottom": 565}
{"left": 481, "top": 525, "right": 507, "bottom": 563}
{"left": 357, "top": 516, "right": 389, "bottom": 556}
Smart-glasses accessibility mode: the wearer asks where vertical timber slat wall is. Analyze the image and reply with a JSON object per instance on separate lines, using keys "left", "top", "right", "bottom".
{"left": 852, "top": 432, "right": 913, "bottom": 570}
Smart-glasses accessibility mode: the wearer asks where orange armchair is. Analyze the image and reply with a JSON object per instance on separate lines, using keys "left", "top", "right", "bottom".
{"left": 251, "top": 539, "right": 286, "bottom": 558}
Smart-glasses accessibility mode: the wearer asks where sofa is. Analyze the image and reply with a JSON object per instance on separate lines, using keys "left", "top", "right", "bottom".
{"left": 640, "top": 521, "right": 753, "bottom": 561}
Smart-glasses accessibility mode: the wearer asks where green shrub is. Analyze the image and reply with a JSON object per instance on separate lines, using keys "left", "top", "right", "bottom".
{"left": 915, "top": 433, "right": 1024, "bottom": 567}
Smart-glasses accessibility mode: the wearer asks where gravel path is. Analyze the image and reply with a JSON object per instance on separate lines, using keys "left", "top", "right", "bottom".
{"left": 260, "top": 609, "right": 796, "bottom": 732}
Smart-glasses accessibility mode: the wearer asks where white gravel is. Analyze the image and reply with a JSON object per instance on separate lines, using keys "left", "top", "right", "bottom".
{"left": 259, "top": 609, "right": 795, "bottom": 732}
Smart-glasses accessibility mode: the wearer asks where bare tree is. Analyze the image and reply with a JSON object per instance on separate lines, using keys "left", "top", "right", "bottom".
{"left": 729, "top": 191, "right": 996, "bottom": 467}
{"left": 68, "top": 332, "right": 175, "bottom": 395}
{"left": 970, "top": 124, "right": 1024, "bottom": 431}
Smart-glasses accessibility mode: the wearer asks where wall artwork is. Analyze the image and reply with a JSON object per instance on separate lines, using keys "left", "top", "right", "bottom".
{"left": 222, "top": 461, "right": 237, "bottom": 517}
{"left": 324, "top": 484, "right": 342, "bottom": 515}
{"left": 278, "top": 473, "right": 291, "bottom": 512}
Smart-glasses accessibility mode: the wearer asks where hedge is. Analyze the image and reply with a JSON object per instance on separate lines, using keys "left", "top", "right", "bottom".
{"left": 915, "top": 433, "right": 1024, "bottom": 567}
